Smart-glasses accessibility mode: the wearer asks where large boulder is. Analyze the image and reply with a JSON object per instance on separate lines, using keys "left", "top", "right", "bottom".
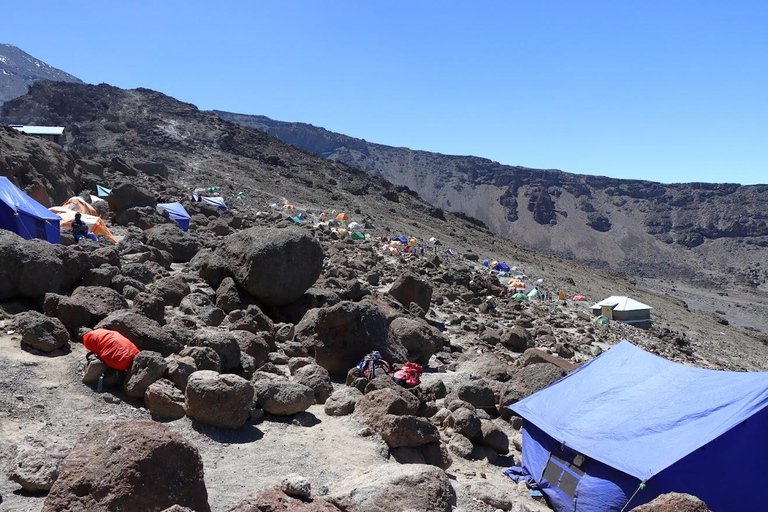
{"left": 42, "top": 420, "right": 210, "bottom": 512}
{"left": 153, "top": 274, "right": 191, "bottom": 306}
{"left": 106, "top": 182, "right": 157, "bottom": 214}
{"left": 180, "top": 293, "right": 225, "bottom": 327}
{"left": 254, "top": 380, "right": 315, "bottom": 416}
{"left": 145, "top": 378, "right": 187, "bottom": 420}
{"left": 205, "top": 227, "right": 324, "bottom": 306}
{"left": 15, "top": 311, "right": 69, "bottom": 352}
{"left": 293, "top": 364, "right": 334, "bottom": 404}
{"left": 70, "top": 285, "right": 129, "bottom": 323}
{"left": 189, "top": 329, "right": 242, "bottom": 372}
{"left": 328, "top": 464, "right": 455, "bottom": 512}
{"left": 96, "top": 310, "right": 183, "bottom": 356}
{"left": 499, "top": 362, "right": 567, "bottom": 419}
{"left": 8, "top": 438, "right": 70, "bottom": 492}
{"left": 388, "top": 273, "right": 432, "bottom": 313}
{"left": 44, "top": 293, "right": 91, "bottom": 332}
{"left": 144, "top": 224, "right": 202, "bottom": 263}
{"left": 185, "top": 370, "right": 254, "bottom": 429}
{"left": 389, "top": 317, "right": 445, "bottom": 365}
{"left": 295, "top": 301, "right": 406, "bottom": 375}
{"left": 0, "top": 231, "right": 63, "bottom": 300}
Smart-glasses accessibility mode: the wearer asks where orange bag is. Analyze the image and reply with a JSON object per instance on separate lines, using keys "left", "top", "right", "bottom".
{"left": 83, "top": 329, "right": 139, "bottom": 371}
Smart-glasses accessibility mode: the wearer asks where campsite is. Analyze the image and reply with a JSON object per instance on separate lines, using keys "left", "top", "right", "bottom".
{"left": 2, "top": 25, "right": 768, "bottom": 511}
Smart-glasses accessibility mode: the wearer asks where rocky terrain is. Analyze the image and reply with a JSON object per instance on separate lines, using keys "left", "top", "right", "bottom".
{"left": 0, "top": 45, "right": 82, "bottom": 106}
{"left": 1, "top": 81, "right": 767, "bottom": 511}
{"left": 215, "top": 111, "right": 768, "bottom": 296}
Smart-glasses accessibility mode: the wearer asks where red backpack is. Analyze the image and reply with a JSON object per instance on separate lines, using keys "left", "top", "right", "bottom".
{"left": 393, "top": 362, "right": 423, "bottom": 388}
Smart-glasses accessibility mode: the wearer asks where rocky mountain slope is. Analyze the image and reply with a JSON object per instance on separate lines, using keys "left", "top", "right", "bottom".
{"left": 0, "top": 44, "right": 82, "bottom": 106}
{"left": 0, "top": 81, "right": 766, "bottom": 511}
{"left": 215, "top": 111, "right": 768, "bottom": 292}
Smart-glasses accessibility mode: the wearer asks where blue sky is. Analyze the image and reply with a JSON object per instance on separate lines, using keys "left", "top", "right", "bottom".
{"left": 4, "top": 1, "right": 767, "bottom": 184}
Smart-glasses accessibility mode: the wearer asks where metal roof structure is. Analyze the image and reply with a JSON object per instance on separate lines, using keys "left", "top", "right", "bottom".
{"left": 10, "top": 125, "right": 65, "bottom": 136}
{"left": 589, "top": 296, "right": 652, "bottom": 311}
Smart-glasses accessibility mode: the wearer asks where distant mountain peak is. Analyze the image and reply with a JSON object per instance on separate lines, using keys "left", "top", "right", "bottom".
{"left": 0, "top": 44, "right": 82, "bottom": 105}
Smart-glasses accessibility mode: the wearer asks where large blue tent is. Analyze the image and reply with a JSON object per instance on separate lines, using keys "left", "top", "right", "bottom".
{"left": 506, "top": 340, "right": 768, "bottom": 511}
{"left": 0, "top": 177, "right": 60, "bottom": 243}
{"left": 158, "top": 202, "right": 191, "bottom": 232}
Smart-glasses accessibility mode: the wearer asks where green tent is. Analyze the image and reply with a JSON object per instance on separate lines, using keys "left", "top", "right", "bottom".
{"left": 594, "top": 315, "right": 610, "bottom": 325}
{"left": 97, "top": 185, "right": 112, "bottom": 197}
{"left": 351, "top": 231, "right": 365, "bottom": 240}
{"left": 288, "top": 216, "right": 302, "bottom": 224}
{"left": 512, "top": 293, "right": 528, "bottom": 301}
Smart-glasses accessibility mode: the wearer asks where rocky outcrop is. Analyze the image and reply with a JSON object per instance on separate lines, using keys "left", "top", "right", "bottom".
{"left": 15, "top": 311, "right": 69, "bottom": 353}
{"left": 0, "top": 231, "right": 63, "bottom": 300}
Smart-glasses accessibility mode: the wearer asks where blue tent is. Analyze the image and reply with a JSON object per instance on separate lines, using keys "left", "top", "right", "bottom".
{"left": 0, "top": 177, "right": 60, "bottom": 243}
{"left": 394, "top": 236, "right": 408, "bottom": 244}
{"left": 482, "top": 259, "right": 490, "bottom": 267}
{"left": 505, "top": 341, "right": 768, "bottom": 511}
{"left": 158, "top": 202, "right": 191, "bottom": 232}
{"left": 493, "top": 262, "right": 511, "bottom": 272}
{"left": 192, "top": 194, "right": 227, "bottom": 211}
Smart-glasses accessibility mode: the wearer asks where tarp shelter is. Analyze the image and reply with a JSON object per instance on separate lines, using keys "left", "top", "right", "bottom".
{"left": 351, "top": 231, "right": 365, "bottom": 241}
{"left": 394, "top": 236, "right": 408, "bottom": 244}
{"left": 288, "top": 216, "right": 302, "bottom": 224}
{"left": 0, "top": 177, "right": 60, "bottom": 242}
{"left": 590, "top": 296, "right": 652, "bottom": 326}
{"left": 336, "top": 212, "right": 349, "bottom": 220}
{"left": 158, "top": 202, "right": 191, "bottom": 232}
{"left": 512, "top": 293, "right": 528, "bottom": 301}
{"left": 192, "top": 195, "right": 227, "bottom": 211}
{"left": 526, "top": 287, "right": 542, "bottom": 300}
{"left": 62, "top": 196, "right": 99, "bottom": 217}
{"left": 49, "top": 207, "right": 117, "bottom": 243}
{"left": 507, "top": 341, "right": 768, "bottom": 511}
{"left": 96, "top": 185, "right": 111, "bottom": 198}
{"left": 493, "top": 262, "right": 511, "bottom": 272}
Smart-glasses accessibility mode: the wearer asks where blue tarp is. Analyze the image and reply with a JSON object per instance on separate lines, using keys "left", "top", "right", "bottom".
{"left": 509, "top": 340, "right": 768, "bottom": 511}
{"left": 158, "top": 202, "right": 191, "bottom": 232}
{"left": 394, "top": 236, "right": 408, "bottom": 244}
{"left": 192, "top": 194, "right": 227, "bottom": 211}
{"left": 493, "top": 262, "right": 511, "bottom": 272}
{"left": 96, "top": 185, "right": 111, "bottom": 197}
{"left": 0, "top": 177, "right": 60, "bottom": 243}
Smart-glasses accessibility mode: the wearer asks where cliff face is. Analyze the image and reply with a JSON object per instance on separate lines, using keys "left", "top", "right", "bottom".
{"left": 215, "top": 110, "right": 768, "bottom": 288}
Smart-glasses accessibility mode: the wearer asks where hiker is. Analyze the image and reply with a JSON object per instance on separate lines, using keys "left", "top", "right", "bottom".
{"left": 71, "top": 213, "right": 89, "bottom": 243}
{"left": 79, "top": 328, "right": 139, "bottom": 388}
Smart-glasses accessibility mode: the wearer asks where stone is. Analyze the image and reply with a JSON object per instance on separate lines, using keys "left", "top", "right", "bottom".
{"left": 449, "top": 407, "right": 482, "bottom": 439}
{"left": 44, "top": 293, "right": 90, "bottom": 332}
{"left": 504, "top": 325, "right": 533, "bottom": 352}
{"left": 255, "top": 380, "right": 315, "bottom": 415}
{"left": 422, "top": 441, "right": 452, "bottom": 470}
{"left": 82, "top": 355, "right": 108, "bottom": 384}
{"left": 233, "top": 330, "right": 272, "bottom": 368}
{"left": 96, "top": 310, "right": 182, "bottom": 356}
{"left": 215, "top": 277, "right": 245, "bottom": 313}
{"left": 203, "top": 227, "right": 324, "bottom": 307}
{"left": 294, "top": 364, "right": 334, "bottom": 404}
{"left": 82, "top": 265, "right": 119, "bottom": 287}
{"left": 106, "top": 182, "right": 157, "bottom": 214}
{"left": 479, "top": 419, "right": 509, "bottom": 454}
{"left": 281, "top": 473, "right": 311, "bottom": 499}
{"left": 179, "top": 346, "right": 221, "bottom": 373}
{"left": 8, "top": 438, "right": 69, "bottom": 492}
{"left": 448, "top": 433, "right": 474, "bottom": 459}
{"left": 295, "top": 301, "right": 406, "bottom": 375}
{"left": 389, "top": 317, "right": 446, "bottom": 365}
{"left": 499, "top": 363, "right": 567, "bottom": 419}
{"left": 153, "top": 275, "right": 191, "bottom": 306}
{"left": 42, "top": 420, "right": 209, "bottom": 512}
{"left": 121, "top": 261, "right": 165, "bottom": 284}
{"left": 228, "top": 487, "right": 341, "bottom": 512}
{"left": 324, "top": 387, "right": 363, "bottom": 416}
{"left": 180, "top": 292, "right": 226, "bottom": 327}
{"left": 134, "top": 292, "right": 165, "bottom": 324}
{"left": 185, "top": 370, "right": 254, "bottom": 429}
{"left": 224, "top": 304, "right": 274, "bottom": 336}
{"left": 144, "top": 224, "right": 202, "bottom": 263}
{"left": 15, "top": 310, "right": 69, "bottom": 352}
{"left": 379, "top": 415, "right": 440, "bottom": 448}
{"left": 328, "top": 464, "right": 455, "bottom": 512}
{"left": 630, "top": 492, "right": 711, "bottom": 512}
{"left": 0, "top": 231, "right": 63, "bottom": 300}
{"left": 145, "top": 378, "right": 186, "bottom": 419}
{"left": 454, "top": 376, "right": 497, "bottom": 411}
{"left": 467, "top": 481, "right": 515, "bottom": 511}
{"left": 521, "top": 347, "right": 575, "bottom": 372}
{"left": 391, "top": 446, "right": 426, "bottom": 464}
{"left": 190, "top": 329, "right": 243, "bottom": 372}
{"left": 124, "top": 350, "right": 168, "bottom": 398}
{"left": 388, "top": 272, "right": 432, "bottom": 313}
{"left": 69, "top": 285, "right": 129, "bottom": 323}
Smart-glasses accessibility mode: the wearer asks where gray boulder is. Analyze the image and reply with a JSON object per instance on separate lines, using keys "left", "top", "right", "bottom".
{"left": 388, "top": 273, "right": 432, "bottom": 313}
{"left": 8, "top": 438, "right": 70, "bottom": 492}
{"left": 205, "top": 227, "right": 324, "bottom": 306}
{"left": 324, "top": 387, "right": 363, "bottom": 416}
{"left": 106, "top": 182, "right": 156, "bottom": 214}
{"left": 255, "top": 380, "right": 315, "bottom": 416}
{"left": 152, "top": 275, "right": 191, "bottom": 306}
{"left": 189, "top": 329, "right": 242, "bottom": 372}
{"left": 15, "top": 311, "right": 69, "bottom": 352}
{"left": 70, "top": 286, "right": 128, "bottom": 323}
{"left": 180, "top": 292, "right": 225, "bottom": 327}
{"left": 145, "top": 378, "right": 186, "bottom": 419}
{"left": 179, "top": 346, "right": 221, "bottom": 372}
{"left": 294, "top": 364, "right": 334, "bottom": 404}
{"left": 0, "top": 231, "right": 63, "bottom": 300}
{"left": 124, "top": 351, "right": 167, "bottom": 398}
{"left": 96, "top": 310, "right": 182, "bottom": 356}
{"left": 144, "top": 224, "right": 201, "bottom": 263}
{"left": 185, "top": 370, "right": 254, "bottom": 429}
{"left": 390, "top": 317, "right": 445, "bottom": 365}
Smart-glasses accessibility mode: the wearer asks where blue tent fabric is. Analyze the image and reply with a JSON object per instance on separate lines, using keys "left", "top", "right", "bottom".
{"left": 394, "top": 236, "right": 408, "bottom": 244}
{"left": 192, "top": 194, "right": 227, "bottom": 211}
{"left": 158, "top": 202, "right": 191, "bottom": 232}
{"left": 493, "top": 262, "right": 511, "bottom": 272}
{"left": 509, "top": 340, "right": 768, "bottom": 511}
{"left": 96, "top": 185, "right": 111, "bottom": 197}
{"left": 0, "top": 177, "right": 60, "bottom": 243}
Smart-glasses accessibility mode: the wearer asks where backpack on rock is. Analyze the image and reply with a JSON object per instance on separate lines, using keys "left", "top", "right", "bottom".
{"left": 393, "top": 362, "right": 422, "bottom": 388}
{"left": 356, "top": 351, "right": 391, "bottom": 380}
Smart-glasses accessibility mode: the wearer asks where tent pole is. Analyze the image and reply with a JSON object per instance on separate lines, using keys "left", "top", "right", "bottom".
{"left": 619, "top": 481, "right": 646, "bottom": 512}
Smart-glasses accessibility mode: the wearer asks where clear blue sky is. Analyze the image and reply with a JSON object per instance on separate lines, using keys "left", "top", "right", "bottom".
{"left": 4, "top": 1, "right": 767, "bottom": 184}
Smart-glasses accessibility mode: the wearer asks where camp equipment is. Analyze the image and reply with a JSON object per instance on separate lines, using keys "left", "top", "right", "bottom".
{"left": 0, "top": 177, "right": 60, "bottom": 242}
{"left": 158, "top": 202, "right": 191, "bottom": 231}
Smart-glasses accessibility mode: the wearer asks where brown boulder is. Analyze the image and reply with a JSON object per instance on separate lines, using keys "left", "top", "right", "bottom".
{"left": 630, "top": 492, "right": 711, "bottom": 512}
